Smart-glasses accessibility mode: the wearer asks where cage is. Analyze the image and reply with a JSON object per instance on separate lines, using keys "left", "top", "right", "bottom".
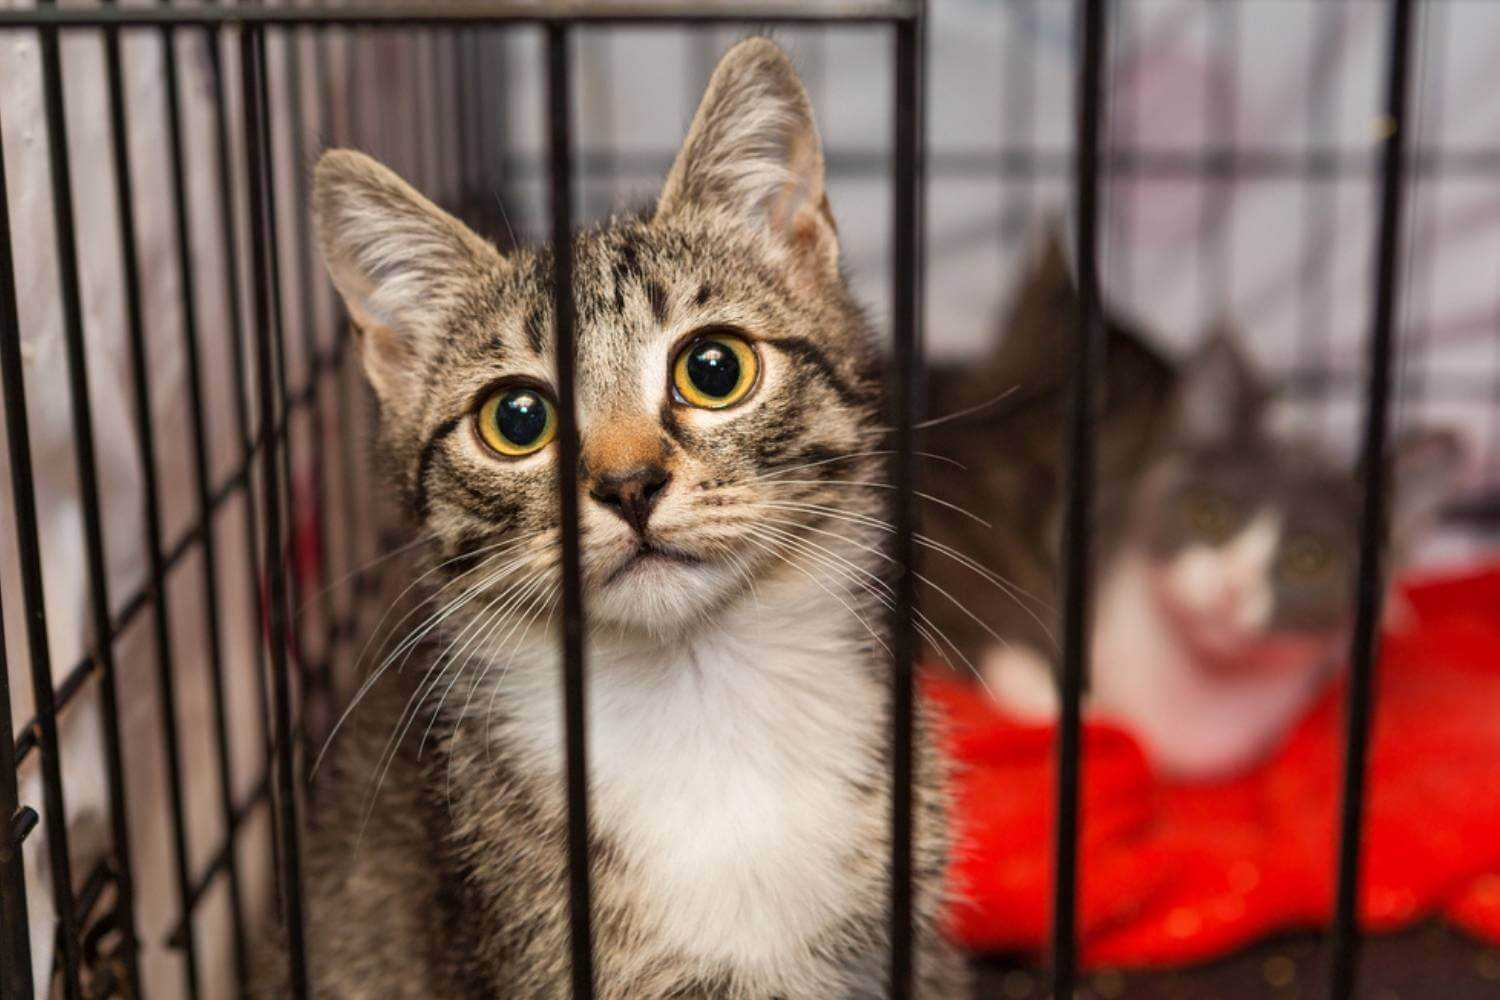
{"left": 2, "top": 1, "right": 1499, "bottom": 999}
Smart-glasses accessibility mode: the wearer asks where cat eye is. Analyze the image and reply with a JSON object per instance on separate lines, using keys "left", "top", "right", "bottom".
{"left": 1182, "top": 488, "right": 1236, "bottom": 542}
{"left": 1278, "top": 534, "right": 1333, "bottom": 581}
{"left": 476, "top": 386, "right": 557, "bottom": 457}
{"left": 672, "top": 332, "right": 759, "bottom": 409}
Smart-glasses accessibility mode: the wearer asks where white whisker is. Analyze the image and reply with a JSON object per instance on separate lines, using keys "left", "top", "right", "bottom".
{"left": 761, "top": 479, "right": 993, "bottom": 529}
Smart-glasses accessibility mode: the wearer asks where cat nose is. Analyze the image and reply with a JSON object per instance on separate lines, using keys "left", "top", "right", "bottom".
{"left": 589, "top": 466, "right": 670, "bottom": 535}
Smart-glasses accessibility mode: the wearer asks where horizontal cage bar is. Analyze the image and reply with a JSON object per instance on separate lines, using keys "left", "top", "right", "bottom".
{"left": 0, "top": 1, "right": 918, "bottom": 30}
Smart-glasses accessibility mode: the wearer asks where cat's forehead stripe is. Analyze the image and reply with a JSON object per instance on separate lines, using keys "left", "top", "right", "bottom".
{"left": 415, "top": 413, "right": 466, "bottom": 521}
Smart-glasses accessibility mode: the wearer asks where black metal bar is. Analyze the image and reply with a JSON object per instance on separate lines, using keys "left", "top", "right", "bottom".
{"left": 9, "top": 809, "right": 39, "bottom": 850}
{"left": 32, "top": 12, "right": 114, "bottom": 997}
{"left": 167, "top": 771, "right": 273, "bottom": 949}
{"left": 888, "top": 12, "right": 922, "bottom": 1000}
{"left": 157, "top": 9, "right": 253, "bottom": 990}
{"left": 242, "top": 25, "right": 312, "bottom": 998}
{"left": 437, "top": 144, "right": 1500, "bottom": 183}
{"left": 205, "top": 15, "right": 283, "bottom": 887}
{"left": 256, "top": 26, "right": 312, "bottom": 764}
{"left": 316, "top": 27, "right": 369, "bottom": 697}
{"left": 547, "top": 23, "right": 595, "bottom": 1000}
{"left": 7, "top": 369, "right": 317, "bottom": 746}
{"left": 0, "top": 2, "right": 919, "bottom": 30}
{"left": 285, "top": 22, "right": 338, "bottom": 745}
{"left": 0, "top": 215, "right": 33, "bottom": 989}
{"left": 1329, "top": 2, "right": 1416, "bottom": 997}
{"left": 0, "top": 56, "right": 35, "bottom": 1000}
{"left": 11, "top": 390, "right": 317, "bottom": 766}
{"left": 1053, "top": 1, "right": 1106, "bottom": 996}
{"left": 313, "top": 21, "right": 365, "bottom": 699}
{"left": 0, "top": 619, "right": 32, "bottom": 999}
{"left": 101, "top": 10, "right": 203, "bottom": 994}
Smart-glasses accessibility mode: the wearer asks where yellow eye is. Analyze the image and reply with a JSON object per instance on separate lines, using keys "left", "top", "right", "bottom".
{"left": 476, "top": 387, "right": 557, "bottom": 457}
{"left": 672, "top": 333, "right": 758, "bottom": 409}
{"left": 1279, "top": 534, "right": 1333, "bottom": 581}
{"left": 1183, "top": 489, "right": 1235, "bottom": 542}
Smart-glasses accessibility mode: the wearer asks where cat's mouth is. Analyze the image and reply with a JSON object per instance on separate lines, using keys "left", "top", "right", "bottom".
{"left": 601, "top": 540, "right": 704, "bottom": 587}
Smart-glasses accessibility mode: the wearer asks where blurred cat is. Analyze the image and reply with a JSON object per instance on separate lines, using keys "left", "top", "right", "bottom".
{"left": 920, "top": 230, "right": 1462, "bottom": 779}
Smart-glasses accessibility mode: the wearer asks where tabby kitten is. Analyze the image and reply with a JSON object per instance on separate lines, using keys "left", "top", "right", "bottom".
{"left": 921, "top": 232, "right": 1460, "bottom": 779}
{"left": 291, "top": 40, "right": 968, "bottom": 998}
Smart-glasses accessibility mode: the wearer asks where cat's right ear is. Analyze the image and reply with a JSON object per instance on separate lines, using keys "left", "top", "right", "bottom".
{"left": 655, "top": 39, "right": 837, "bottom": 282}
{"left": 1007, "top": 220, "right": 1075, "bottom": 332}
{"left": 1173, "top": 328, "right": 1267, "bottom": 448}
{"left": 313, "top": 149, "right": 502, "bottom": 406}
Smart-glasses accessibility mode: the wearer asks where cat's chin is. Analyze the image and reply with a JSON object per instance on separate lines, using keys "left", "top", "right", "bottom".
{"left": 587, "top": 552, "right": 744, "bottom": 637}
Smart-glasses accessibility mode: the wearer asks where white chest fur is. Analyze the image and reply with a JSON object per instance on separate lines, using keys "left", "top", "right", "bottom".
{"left": 491, "top": 580, "right": 885, "bottom": 975}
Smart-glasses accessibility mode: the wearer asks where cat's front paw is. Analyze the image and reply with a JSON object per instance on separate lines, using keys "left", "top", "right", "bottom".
{"left": 982, "top": 644, "right": 1060, "bottom": 721}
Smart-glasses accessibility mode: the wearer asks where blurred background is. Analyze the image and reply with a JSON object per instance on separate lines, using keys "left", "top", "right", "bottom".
{"left": 3, "top": 1, "right": 1500, "bottom": 997}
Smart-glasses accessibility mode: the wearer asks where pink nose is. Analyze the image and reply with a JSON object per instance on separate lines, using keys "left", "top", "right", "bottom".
{"left": 1198, "top": 578, "right": 1243, "bottom": 618}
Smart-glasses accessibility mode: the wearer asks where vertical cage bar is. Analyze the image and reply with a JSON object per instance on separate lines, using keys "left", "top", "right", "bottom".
{"left": 546, "top": 22, "right": 595, "bottom": 1000}
{"left": 283, "top": 23, "right": 337, "bottom": 736}
{"left": 255, "top": 26, "right": 311, "bottom": 754}
{"left": 315, "top": 27, "right": 369, "bottom": 675}
{"left": 1329, "top": 1, "right": 1416, "bottom": 996}
{"left": 203, "top": 16, "right": 281, "bottom": 886}
{"left": 314, "top": 24, "right": 366, "bottom": 673}
{"left": 158, "top": 13, "right": 253, "bottom": 990}
{"left": 888, "top": 12, "right": 922, "bottom": 1000}
{"left": 241, "top": 25, "right": 312, "bottom": 999}
{"left": 100, "top": 11, "right": 204, "bottom": 994}
{"left": 1053, "top": 1, "right": 1107, "bottom": 996}
{"left": 0, "top": 111, "right": 38, "bottom": 1000}
{"left": 35, "top": 12, "right": 112, "bottom": 997}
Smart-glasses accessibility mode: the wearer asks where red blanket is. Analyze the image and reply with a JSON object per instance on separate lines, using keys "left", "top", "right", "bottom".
{"left": 932, "top": 563, "right": 1500, "bottom": 967}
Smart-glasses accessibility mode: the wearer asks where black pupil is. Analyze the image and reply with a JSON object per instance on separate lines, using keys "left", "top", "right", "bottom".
{"left": 687, "top": 340, "right": 741, "bottom": 398}
{"left": 497, "top": 391, "right": 547, "bottom": 446}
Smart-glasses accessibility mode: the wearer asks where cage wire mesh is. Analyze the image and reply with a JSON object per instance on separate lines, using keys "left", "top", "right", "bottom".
{"left": 0, "top": 1, "right": 1496, "bottom": 998}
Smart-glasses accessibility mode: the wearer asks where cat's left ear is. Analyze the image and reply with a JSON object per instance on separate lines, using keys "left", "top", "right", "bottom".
{"left": 1173, "top": 326, "right": 1267, "bottom": 448}
{"left": 1390, "top": 427, "right": 1465, "bottom": 536}
{"left": 655, "top": 38, "right": 837, "bottom": 280}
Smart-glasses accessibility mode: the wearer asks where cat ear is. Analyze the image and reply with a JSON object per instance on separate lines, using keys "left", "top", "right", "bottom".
{"left": 313, "top": 149, "right": 502, "bottom": 405}
{"left": 966, "top": 220, "right": 1077, "bottom": 401}
{"left": 655, "top": 39, "right": 837, "bottom": 278}
{"left": 1173, "top": 326, "right": 1266, "bottom": 447}
{"left": 1007, "top": 219, "right": 1076, "bottom": 335}
{"left": 1009, "top": 218, "right": 1072, "bottom": 312}
{"left": 1390, "top": 427, "right": 1464, "bottom": 536}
